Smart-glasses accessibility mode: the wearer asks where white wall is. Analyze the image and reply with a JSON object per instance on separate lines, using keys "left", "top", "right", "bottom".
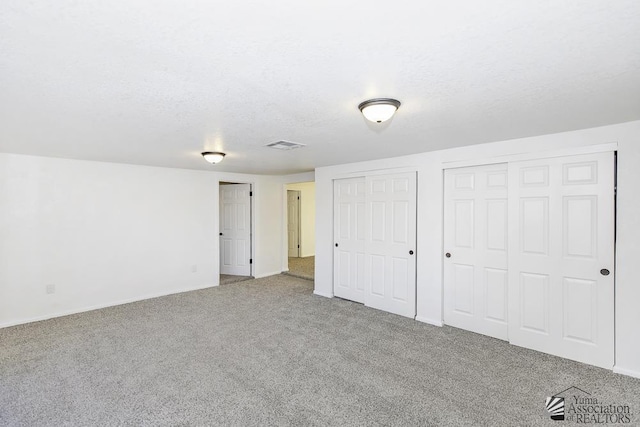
{"left": 285, "top": 182, "right": 316, "bottom": 258}
{"left": 314, "top": 120, "right": 640, "bottom": 378}
{"left": 0, "top": 153, "right": 292, "bottom": 327}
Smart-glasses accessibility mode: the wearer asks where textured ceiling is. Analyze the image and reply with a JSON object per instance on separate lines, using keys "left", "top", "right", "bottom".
{"left": 1, "top": 1, "right": 639, "bottom": 174}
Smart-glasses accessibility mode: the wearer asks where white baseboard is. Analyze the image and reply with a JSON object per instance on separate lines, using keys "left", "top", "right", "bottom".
{"left": 254, "top": 271, "right": 283, "bottom": 279}
{"left": 313, "top": 290, "right": 333, "bottom": 298}
{"left": 415, "top": 316, "right": 443, "bottom": 327}
{"left": 0, "top": 283, "right": 218, "bottom": 329}
{"left": 613, "top": 366, "right": 640, "bottom": 379}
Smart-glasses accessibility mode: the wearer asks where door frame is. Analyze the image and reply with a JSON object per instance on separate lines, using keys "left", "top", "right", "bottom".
{"left": 281, "top": 180, "right": 316, "bottom": 273}
{"left": 441, "top": 142, "right": 618, "bottom": 170}
{"left": 218, "top": 180, "right": 254, "bottom": 278}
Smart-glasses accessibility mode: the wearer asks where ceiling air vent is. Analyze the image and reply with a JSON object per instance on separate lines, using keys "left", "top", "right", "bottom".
{"left": 265, "top": 140, "right": 306, "bottom": 150}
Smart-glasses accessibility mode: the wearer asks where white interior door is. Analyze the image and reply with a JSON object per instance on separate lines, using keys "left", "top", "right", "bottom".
{"left": 364, "top": 172, "right": 417, "bottom": 318}
{"left": 287, "top": 190, "right": 300, "bottom": 258}
{"left": 444, "top": 163, "right": 509, "bottom": 340}
{"left": 333, "top": 177, "right": 366, "bottom": 303}
{"left": 508, "top": 152, "right": 615, "bottom": 368}
{"left": 219, "top": 183, "right": 251, "bottom": 276}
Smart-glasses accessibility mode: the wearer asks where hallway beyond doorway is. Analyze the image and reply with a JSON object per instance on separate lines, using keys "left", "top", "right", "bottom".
{"left": 285, "top": 256, "right": 314, "bottom": 281}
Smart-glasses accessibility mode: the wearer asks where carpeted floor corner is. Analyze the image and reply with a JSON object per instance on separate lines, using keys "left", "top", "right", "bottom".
{"left": 1, "top": 275, "right": 638, "bottom": 426}
{"left": 220, "top": 274, "right": 252, "bottom": 285}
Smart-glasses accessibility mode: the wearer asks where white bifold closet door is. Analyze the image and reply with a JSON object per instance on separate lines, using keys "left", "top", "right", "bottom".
{"left": 444, "top": 163, "right": 509, "bottom": 340}
{"left": 508, "top": 152, "right": 615, "bottom": 369}
{"left": 364, "top": 172, "right": 417, "bottom": 318}
{"left": 333, "top": 177, "right": 366, "bottom": 303}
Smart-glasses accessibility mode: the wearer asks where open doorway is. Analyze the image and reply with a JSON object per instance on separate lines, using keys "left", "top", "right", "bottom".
{"left": 284, "top": 181, "right": 315, "bottom": 280}
{"left": 219, "top": 181, "right": 253, "bottom": 285}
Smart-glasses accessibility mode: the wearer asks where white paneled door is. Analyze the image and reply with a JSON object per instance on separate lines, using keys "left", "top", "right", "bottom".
{"left": 444, "top": 163, "right": 509, "bottom": 340}
{"left": 219, "top": 184, "right": 251, "bottom": 276}
{"left": 287, "top": 190, "right": 301, "bottom": 258}
{"left": 333, "top": 178, "right": 366, "bottom": 303}
{"left": 364, "top": 172, "right": 417, "bottom": 318}
{"left": 508, "top": 152, "right": 615, "bottom": 368}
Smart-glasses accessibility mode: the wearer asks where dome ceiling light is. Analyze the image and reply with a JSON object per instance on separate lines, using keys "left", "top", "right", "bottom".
{"left": 358, "top": 98, "right": 401, "bottom": 123}
{"left": 201, "top": 152, "right": 226, "bottom": 164}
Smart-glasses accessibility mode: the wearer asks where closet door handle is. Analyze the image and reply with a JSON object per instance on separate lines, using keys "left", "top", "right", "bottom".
{"left": 409, "top": 250, "right": 414, "bottom": 255}
{"left": 445, "top": 253, "right": 451, "bottom": 258}
{"left": 600, "top": 269, "right": 610, "bottom": 276}
{"left": 335, "top": 243, "right": 338, "bottom": 247}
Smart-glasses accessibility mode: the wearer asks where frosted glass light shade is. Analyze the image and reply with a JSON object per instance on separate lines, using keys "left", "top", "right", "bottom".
{"left": 358, "top": 98, "right": 401, "bottom": 123}
{"left": 201, "top": 152, "right": 226, "bottom": 164}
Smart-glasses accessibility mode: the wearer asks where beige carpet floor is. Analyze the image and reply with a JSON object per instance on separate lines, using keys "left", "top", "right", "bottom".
{"left": 285, "top": 256, "right": 314, "bottom": 280}
{"left": 1, "top": 275, "right": 639, "bottom": 426}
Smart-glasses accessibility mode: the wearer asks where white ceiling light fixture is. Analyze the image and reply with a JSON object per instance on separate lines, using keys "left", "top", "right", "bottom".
{"left": 201, "top": 151, "right": 226, "bottom": 164}
{"left": 358, "top": 98, "right": 401, "bottom": 123}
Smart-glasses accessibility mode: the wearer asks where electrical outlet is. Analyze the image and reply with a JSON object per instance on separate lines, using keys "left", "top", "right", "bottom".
{"left": 46, "top": 284, "right": 56, "bottom": 294}
{"left": 191, "top": 264, "right": 198, "bottom": 273}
